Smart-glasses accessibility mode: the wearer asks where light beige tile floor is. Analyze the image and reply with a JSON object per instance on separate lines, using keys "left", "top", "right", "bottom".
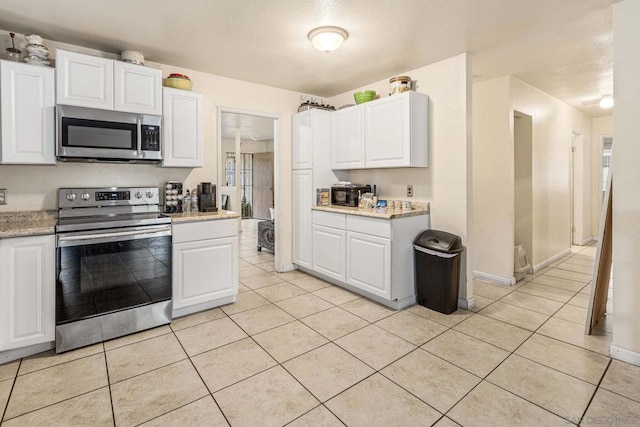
{"left": 0, "top": 242, "right": 630, "bottom": 426}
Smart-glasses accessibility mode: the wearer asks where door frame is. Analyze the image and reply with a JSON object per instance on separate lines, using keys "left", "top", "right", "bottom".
{"left": 217, "top": 107, "right": 282, "bottom": 271}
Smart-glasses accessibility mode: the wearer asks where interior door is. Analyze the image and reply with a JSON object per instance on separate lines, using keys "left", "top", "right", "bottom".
{"left": 252, "top": 152, "right": 274, "bottom": 219}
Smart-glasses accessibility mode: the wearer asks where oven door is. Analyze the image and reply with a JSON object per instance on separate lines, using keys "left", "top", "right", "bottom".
{"left": 56, "top": 225, "right": 172, "bottom": 326}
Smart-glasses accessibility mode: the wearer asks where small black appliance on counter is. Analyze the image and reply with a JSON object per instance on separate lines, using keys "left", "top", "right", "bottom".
{"left": 330, "top": 184, "right": 371, "bottom": 207}
{"left": 198, "top": 182, "right": 217, "bottom": 212}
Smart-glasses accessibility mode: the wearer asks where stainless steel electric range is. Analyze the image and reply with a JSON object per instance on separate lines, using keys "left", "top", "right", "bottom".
{"left": 55, "top": 187, "right": 172, "bottom": 353}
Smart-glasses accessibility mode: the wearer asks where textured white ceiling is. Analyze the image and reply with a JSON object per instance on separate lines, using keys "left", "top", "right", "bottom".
{"left": 0, "top": 0, "right": 616, "bottom": 117}
{"left": 221, "top": 113, "right": 274, "bottom": 141}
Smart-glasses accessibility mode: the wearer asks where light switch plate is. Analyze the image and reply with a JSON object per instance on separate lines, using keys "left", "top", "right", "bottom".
{"left": 0, "top": 188, "right": 6, "bottom": 205}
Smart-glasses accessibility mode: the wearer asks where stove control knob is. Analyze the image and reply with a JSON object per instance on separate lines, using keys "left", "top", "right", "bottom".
{"left": 66, "top": 193, "right": 77, "bottom": 201}
{"left": 81, "top": 192, "right": 91, "bottom": 201}
{"left": 135, "top": 191, "right": 143, "bottom": 199}
{"left": 146, "top": 191, "right": 154, "bottom": 199}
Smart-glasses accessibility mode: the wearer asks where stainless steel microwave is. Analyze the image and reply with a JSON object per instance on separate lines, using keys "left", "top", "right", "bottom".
{"left": 57, "top": 105, "right": 162, "bottom": 163}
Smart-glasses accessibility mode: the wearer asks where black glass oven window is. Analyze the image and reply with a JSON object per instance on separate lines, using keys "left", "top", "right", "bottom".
{"left": 56, "top": 235, "right": 171, "bottom": 324}
{"left": 62, "top": 118, "right": 136, "bottom": 150}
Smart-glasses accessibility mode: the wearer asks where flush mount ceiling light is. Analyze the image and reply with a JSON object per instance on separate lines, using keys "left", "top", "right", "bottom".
{"left": 308, "top": 26, "right": 349, "bottom": 52}
{"left": 599, "top": 95, "right": 614, "bottom": 109}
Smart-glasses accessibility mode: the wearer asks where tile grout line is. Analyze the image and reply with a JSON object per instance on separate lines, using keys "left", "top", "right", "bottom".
{"left": 0, "top": 359, "right": 22, "bottom": 424}
{"left": 577, "top": 358, "right": 613, "bottom": 425}
{"left": 102, "top": 343, "right": 117, "bottom": 427}
{"left": 171, "top": 328, "right": 232, "bottom": 427}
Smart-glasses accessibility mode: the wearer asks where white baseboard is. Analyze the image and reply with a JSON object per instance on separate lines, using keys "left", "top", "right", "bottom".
{"left": 532, "top": 248, "right": 572, "bottom": 273}
{"left": 610, "top": 344, "right": 640, "bottom": 366}
{"left": 473, "top": 271, "right": 516, "bottom": 286}
{"left": 277, "top": 263, "right": 297, "bottom": 273}
{"left": 458, "top": 297, "right": 476, "bottom": 310}
{"left": 581, "top": 236, "right": 595, "bottom": 246}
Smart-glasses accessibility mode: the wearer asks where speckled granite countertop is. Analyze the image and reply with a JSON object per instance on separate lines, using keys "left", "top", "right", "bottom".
{"left": 166, "top": 210, "right": 241, "bottom": 223}
{"left": 312, "top": 203, "right": 430, "bottom": 219}
{"left": 0, "top": 211, "right": 58, "bottom": 238}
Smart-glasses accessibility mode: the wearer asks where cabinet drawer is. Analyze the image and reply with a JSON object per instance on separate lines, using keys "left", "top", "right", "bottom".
{"left": 347, "top": 215, "right": 391, "bottom": 238}
{"left": 173, "top": 219, "right": 237, "bottom": 243}
{"left": 312, "top": 210, "right": 346, "bottom": 229}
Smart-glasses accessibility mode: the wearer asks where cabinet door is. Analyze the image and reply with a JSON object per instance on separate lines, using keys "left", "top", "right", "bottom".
{"left": 0, "top": 61, "right": 55, "bottom": 164}
{"left": 292, "top": 111, "right": 313, "bottom": 169}
{"left": 293, "top": 169, "right": 313, "bottom": 268}
{"left": 312, "top": 225, "right": 346, "bottom": 282}
{"left": 173, "top": 237, "right": 237, "bottom": 310}
{"left": 0, "top": 235, "right": 55, "bottom": 351}
{"left": 162, "top": 88, "right": 203, "bottom": 167}
{"left": 365, "top": 94, "right": 411, "bottom": 168}
{"left": 56, "top": 49, "right": 113, "bottom": 110}
{"left": 114, "top": 61, "right": 162, "bottom": 115}
{"left": 346, "top": 231, "right": 391, "bottom": 299}
{"left": 331, "top": 105, "right": 365, "bottom": 169}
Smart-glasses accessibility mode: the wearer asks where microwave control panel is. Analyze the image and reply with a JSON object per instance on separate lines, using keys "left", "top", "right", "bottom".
{"left": 141, "top": 125, "right": 161, "bottom": 151}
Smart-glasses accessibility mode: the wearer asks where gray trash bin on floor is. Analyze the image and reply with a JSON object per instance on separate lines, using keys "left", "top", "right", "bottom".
{"left": 413, "top": 229, "right": 463, "bottom": 314}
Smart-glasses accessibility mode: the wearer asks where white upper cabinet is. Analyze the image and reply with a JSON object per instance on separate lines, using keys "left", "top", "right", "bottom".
{"left": 292, "top": 110, "right": 314, "bottom": 170}
{"left": 56, "top": 49, "right": 114, "bottom": 110}
{"left": 0, "top": 60, "right": 56, "bottom": 164}
{"left": 331, "top": 105, "right": 365, "bottom": 170}
{"left": 329, "top": 91, "right": 429, "bottom": 169}
{"left": 365, "top": 91, "right": 429, "bottom": 168}
{"left": 114, "top": 61, "right": 162, "bottom": 115}
{"left": 56, "top": 49, "right": 162, "bottom": 115}
{"left": 162, "top": 88, "right": 203, "bottom": 168}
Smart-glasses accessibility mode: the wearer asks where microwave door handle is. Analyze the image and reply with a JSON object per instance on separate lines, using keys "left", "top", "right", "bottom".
{"left": 136, "top": 118, "right": 142, "bottom": 156}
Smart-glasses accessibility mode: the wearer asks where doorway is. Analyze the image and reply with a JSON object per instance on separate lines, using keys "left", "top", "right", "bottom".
{"left": 514, "top": 111, "right": 533, "bottom": 277}
{"left": 571, "top": 131, "right": 591, "bottom": 246}
{"left": 217, "top": 108, "right": 280, "bottom": 268}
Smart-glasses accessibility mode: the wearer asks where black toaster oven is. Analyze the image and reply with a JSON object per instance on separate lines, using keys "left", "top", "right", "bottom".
{"left": 331, "top": 184, "right": 371, "bottom": 207}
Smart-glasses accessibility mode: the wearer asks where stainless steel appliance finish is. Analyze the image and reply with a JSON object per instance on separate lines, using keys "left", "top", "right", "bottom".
{"left": 55, "top": 186, "right": 172, "bottom": 353}
{"left": 57, "top": 106, "right": 162, "bottom": 163}
{"left": 331, "top": 184, "right": 371, "bottom": 207}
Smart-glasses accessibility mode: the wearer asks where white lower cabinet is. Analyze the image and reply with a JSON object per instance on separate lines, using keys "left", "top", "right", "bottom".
{"left": 309, "top": 209, "right": 426, "bottom": 309}
{"left": 172, "top": 219, "right": 237, "bottom": 317}
{"left": 346, "top": 231, "right": 391, "bottom": 300}
{"left": 0, "top": 235, "right": 55, "bottom": 351}
{"left": 312, "top": 225, "right": 346, "bottom": 282}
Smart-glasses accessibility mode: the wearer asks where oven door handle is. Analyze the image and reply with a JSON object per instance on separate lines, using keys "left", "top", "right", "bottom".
{"left": 57, "top": 225, "right": 171, "bottom": 247}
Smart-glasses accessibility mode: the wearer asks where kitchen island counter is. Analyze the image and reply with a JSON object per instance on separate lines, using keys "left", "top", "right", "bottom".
{"left": 312, "top": 203, "right": 429, "bottom": 220}
{"left": 165, "top": 210, "right": 240, "bottom": 224}
{"left": 0, "top": 211, "right": 57, "bottom": 238}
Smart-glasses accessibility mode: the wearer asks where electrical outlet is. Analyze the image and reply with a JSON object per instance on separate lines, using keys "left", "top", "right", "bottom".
{"left": 407, "top": 185, "right": 413, "bottom": 197}
{"left": 0, "top": 189, "right": 6, "bottom": 205}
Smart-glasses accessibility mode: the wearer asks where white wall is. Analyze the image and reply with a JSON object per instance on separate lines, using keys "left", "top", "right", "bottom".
{"left": 0, "top": 31, "right": 301, "bottom": 267}
{"left": 472, "top": 77, "right": 513, "bottom": 280}
{"left": 611, "top": 0, "right": 640, "bottom": 365}
{"left": 591, "top": 115, "right": 613, "bottom": 237}
{"left": 473, "top": 76, "right": 592, "bottom": 282}
{"left": 329, "top": 54, "right": 474, "bottom": 307}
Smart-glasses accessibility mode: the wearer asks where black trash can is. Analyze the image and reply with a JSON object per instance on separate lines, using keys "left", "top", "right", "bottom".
{"left": 413, "top": 229, "right": 463, "bottom": 314}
